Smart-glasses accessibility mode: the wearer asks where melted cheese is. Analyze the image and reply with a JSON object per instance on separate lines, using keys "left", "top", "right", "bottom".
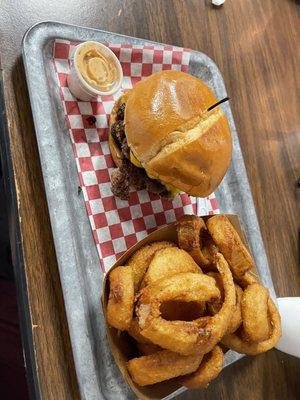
{"left": 130, "top": 151, "right": 143, "bottom": 168}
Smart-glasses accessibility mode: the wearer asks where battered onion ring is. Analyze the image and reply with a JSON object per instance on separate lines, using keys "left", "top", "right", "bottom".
{"left": 160, "top": 300, "right": 206, "bottom": 321}
{"left": 227, "top": 284, "right": 243, "bottom": 334}
{"left": 241, "top": 283, "right": 270, "bottom": 342}
{"left": 127, "top": 241, "right": 176, "bottom": 292}
{"left": 137, "top": 273, "right": 221, "bottom": 355}
{"left": 142, "top": 247, "right": 202, "bottom": 287}
{"left": 177, "top": 215, "right": 214, "bottom": 267}
{"left": 138, "top": 254, "right": 235, "bottom": 356}
{"left": 127, "top": 350, "right": 203, "bottom": 386}
{"left": 207, "top": 272, "right": 243, "bottom": 335}
{"left": 221, "top": 298, "right": 281, "bottom": 355}
{"left": 106, "top": 266, "right": 134, "bottom": 331}
{"left": 136, "top": 342, "right": 161, "bottom": 356}
{"left": 191, "top": 253, "right": 236, "bottom": 354}
{"left": 206, "top": 272, "right": 223, "bottom": 316}
{"left": 127, "top": 318, "right": 151, "bottom": 344}
{"left": 206, "top": 215, "right": 254, "bottom": 278}
{"left": 234, "top": 270, "right": 259, "bottom": 289}
{"left": 141, "top": 247, "right": 205, "bottom": 316}
{"left": 182, "top": 345, "right": 224, "bottom": 389}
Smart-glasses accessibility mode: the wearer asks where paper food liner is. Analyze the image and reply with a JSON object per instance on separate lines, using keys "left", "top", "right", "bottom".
{"left": 53, "top": 40, "right": 220, "bottom": 273}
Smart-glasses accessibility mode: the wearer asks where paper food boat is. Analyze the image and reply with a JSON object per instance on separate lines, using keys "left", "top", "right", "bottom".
{"left": 102, "top": 215, "right": 255, "bottom": 400}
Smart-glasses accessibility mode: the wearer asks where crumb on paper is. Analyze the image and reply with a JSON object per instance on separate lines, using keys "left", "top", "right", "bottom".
{"left": 212, "top": 0, "right": 226, "bottom": 5}
{"left": 118, "top": 9, "right": 122, "bottom": 16}
{"left": 86, "top": 115, "right": 96, "bottom": 125}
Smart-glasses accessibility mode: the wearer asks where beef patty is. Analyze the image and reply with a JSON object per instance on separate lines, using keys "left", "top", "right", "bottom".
{"left": 110, "top": 102, "right": 171, "bottom": 200}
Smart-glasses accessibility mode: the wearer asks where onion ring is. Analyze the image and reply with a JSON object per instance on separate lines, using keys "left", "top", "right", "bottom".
{"left": 127, "top": 318, "right": 151, "bottom": 344}
{"left": 141, "top": 247, "right": 202, "bottom": 287}
{"left": 177, "top": 215, "right": 215, "bottom": 268}
{"left": 127, "top": 350, "right": 202, "bottom": 386}
{"left": 182, "top": 345, "right": 224, "bottom": 388}
{"left": 191, "top": 253, "right": 236, "bottom": 354}
{"left": 140, "top": 247, "right": 205, "bottom": 317}
{"left": 241, "top": 283, "right": 270, "bottom": 342}
{"left": 107, "top": 266, "right": 134, "bottom": 331}
{"left": 206, "top": 215, "right": 254, "bottom": 278}
{"left": 221, "top": 297, "right": 281, "bottom": 355}
{"left": 127, "top": 241, "right": 176, "bottom": 292}
{"left": 206, "top": 272, "right": 223, "bottom": 316}
{"left": 207, "top": 272, "right": 243, "bottom": 335}
{"left": 137, "top": 254, "right": 235, "bottom": 356}
{"left": 160, "top": 300, "right": 206, "bottom": 321}
{"left": 227, "top": 284, "right": 243, "bottom": 334}
{"left": 138, "top": 273, "right": 221, "bottom": 308}
{"left": 136, "top": 342, "right": 161, "bottom": 356}
{"left": 234, "top": 270, "right": 259, "bottom": 289}
{"left": 137, "top": 273, "right": 221, "bottom": 355}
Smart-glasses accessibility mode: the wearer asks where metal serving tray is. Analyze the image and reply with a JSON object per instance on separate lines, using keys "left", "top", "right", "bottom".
{"left": 22, "top": 21, "right": 276, "bottom": 400}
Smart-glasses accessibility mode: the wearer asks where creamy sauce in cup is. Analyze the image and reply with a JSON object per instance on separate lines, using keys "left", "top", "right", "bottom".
{"left": 76, "top": 43, "right": 119, "bottom": 92}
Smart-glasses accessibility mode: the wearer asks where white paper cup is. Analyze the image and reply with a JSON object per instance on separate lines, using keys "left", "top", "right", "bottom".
{"left": 67, "top": 41, "right": 123, "bottom": 101}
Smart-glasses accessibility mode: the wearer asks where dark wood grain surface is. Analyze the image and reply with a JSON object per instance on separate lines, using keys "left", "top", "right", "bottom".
{"left": 0, "top": 0, "right": 299, "bottom": 399}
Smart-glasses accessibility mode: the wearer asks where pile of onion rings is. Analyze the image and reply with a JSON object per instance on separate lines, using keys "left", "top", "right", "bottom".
{"left": 106, "top": 214, "right": 281, "bottom": 389}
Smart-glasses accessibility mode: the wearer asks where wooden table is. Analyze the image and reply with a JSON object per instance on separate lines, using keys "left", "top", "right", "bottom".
{"left": 0, "top": 1, "right": 299, "bottom": 399}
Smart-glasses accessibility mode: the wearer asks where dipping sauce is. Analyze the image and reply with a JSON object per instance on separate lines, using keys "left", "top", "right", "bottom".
{"left": 76, "top": 42, "right": 119, "bottom": 92}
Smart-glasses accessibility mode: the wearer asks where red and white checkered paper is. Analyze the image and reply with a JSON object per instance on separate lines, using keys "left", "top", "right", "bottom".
{"left": 52, "top": 39, "right": 219, "bottom": 272}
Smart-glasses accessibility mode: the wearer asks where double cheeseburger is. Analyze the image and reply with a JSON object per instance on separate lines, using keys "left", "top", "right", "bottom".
{"left": 109, "top": 70, "right": 232, "bottom": 200}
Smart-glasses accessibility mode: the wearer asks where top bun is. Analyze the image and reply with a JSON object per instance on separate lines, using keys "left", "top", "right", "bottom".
{"left": 124, "top": 70, "right": 232, "bottom": 197}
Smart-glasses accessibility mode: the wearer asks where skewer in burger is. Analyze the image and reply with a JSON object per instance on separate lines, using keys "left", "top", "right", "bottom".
{"left": 109, "top": 70, "right": 232, "bottom": 200}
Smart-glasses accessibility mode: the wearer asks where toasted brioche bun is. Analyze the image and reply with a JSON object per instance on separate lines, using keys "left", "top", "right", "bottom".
{"left": 109, "top": 71, "right": 232, "bottom": 197}
{"left": 146, "top": 107, "right": 232, "bottom": 196}
{"left": 125, "top": 70, "right": 218, "bottom": 162}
